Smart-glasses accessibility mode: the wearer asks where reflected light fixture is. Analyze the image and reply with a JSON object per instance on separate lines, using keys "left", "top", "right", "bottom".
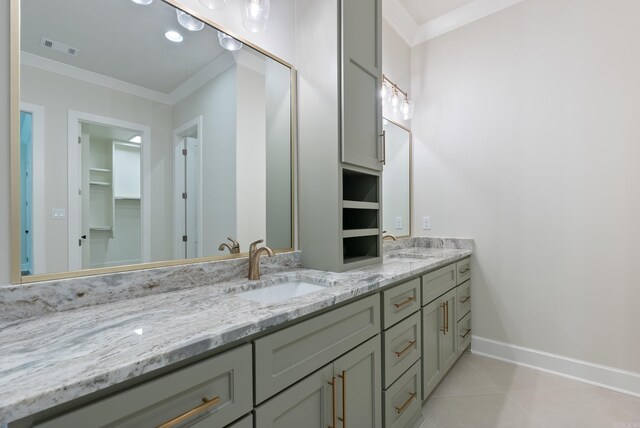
{"left": 218, "top": 31, "right": 243, "bottom": 51}
{"left": 200, "top": 0, "right": 226, "bottom": 10}
{"left": 243, "top": 0, "right": 270, "bottom": 33}
{"left": 165, "top": 30, "right": 184, "bottom": 43}
{"left": 382, "top": 74, "right": 414, "bottom": 120}
{"left": 176, "top": 9, "right": 205, "bottom": 31}
{"left": 131, "top": 0, "right": 153, "bottom": 4}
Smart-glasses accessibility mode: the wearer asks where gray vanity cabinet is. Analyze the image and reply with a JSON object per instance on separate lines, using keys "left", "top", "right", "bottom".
{"left": 255, "top": 336, "right": 382, "bottom": 428}
{"left": 341, "top": 0, "right": 383, "bottom": 171}
{"left": 422, "top": 289, "right": 458, "bottom": 399}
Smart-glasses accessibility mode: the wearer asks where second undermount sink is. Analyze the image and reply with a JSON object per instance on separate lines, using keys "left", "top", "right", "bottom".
{"left": 236, "top": 279, "right": 330, "bottom": 305}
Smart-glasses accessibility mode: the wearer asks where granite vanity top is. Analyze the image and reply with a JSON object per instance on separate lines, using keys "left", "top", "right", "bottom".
{"left": 0, "top": 238, "right": 472, "bottom": 424}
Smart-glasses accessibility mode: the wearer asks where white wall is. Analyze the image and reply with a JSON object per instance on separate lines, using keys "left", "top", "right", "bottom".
{"left": 382, "top": 19, "right": 411, "bottom": 128}
{"left": 412, "top": 0, "right": 640, "bottom": 374}
{"left": 20, "top": 66, "right": 174, "bottom": 273}
{"left": 173, "top": 63, "right": 237, "bottom": 256}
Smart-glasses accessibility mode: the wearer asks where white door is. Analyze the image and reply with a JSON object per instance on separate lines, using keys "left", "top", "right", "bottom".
{"left": 176, "top": 136, "right": 200, "bottom": 259}
{"left": 80, "top": 130, "right": 91, "bottom": 269}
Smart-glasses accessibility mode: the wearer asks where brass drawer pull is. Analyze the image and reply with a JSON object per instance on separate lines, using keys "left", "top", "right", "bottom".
{"left": 459, "top": 266, "right": 470, "bottom": 274}
{"left": 328, "top": 377, "right": 337, "bottom": 428}
{"left": 460, "top": 328, "right": 471, "bottom": 339}
{"left": 440, "top": 303, "right": 446, "bottom": 333}
{"left": 157, "top": 395, "right": 221, "bottom": 428}
{"left": 394, "top": 340, "right": 417, "bottom": 358}
{"left": 394, "top": 296, "right": 416, "bottom": 309}
{"left": 459, "top": 296, "right": 471, "bottom": 303}
{"left": 338, "top": 371, "right": 347, "bottom": 427}
{"left": 380, "top": 130, "right": 386, "bottom": 165}
{"left": 395, "top": 392, "right": 417, "bottom": 414}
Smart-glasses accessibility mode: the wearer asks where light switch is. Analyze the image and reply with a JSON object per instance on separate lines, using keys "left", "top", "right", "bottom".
{"left": 395, "top": 217, "right": 403, "bottom": 229}
{"left": 422, "top": 216, "right": 431, "bottom": 230}
{"left": 52, "top": 208, "right": 66, "bottom": 219}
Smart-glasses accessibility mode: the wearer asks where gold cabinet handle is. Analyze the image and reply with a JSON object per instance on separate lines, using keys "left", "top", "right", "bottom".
{"left": 440, "top": 303, "right": 446, "bottom": 333}
{"left": 395, "top": 392, "right": 417, "bottom": 415}
{"left": 380, "top": 130, "right": 386, "bottom": 165}
{"left": 459, "top": 267, "right": 470, "bottom": 274}
{"left": 460, "top": 328, "right": 471, "bottom": 339}
{"left": 338, "top": 370, "right": 346, "bottom": 427}
{"left": 328, "top": 377, "right": 337, "bottom": 428}
{"left": 459, "top": 296, "right": 471, "bottom": 303}
{"left": 444, "top": 301, "right": 449, "bottom": 333}
{"left": 156, "top": 396, "right": 221, "bottom": 428}
{"left": 394, "top": 340, "right": 417, "bottom": 358}
{"left": 394, "top": 296, "right": 416, "bottom": 309}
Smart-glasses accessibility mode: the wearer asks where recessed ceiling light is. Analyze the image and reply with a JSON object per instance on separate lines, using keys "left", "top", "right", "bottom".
{"left": 165, "top": 31, "right": 184, "bottom": 43}
{"left": 176, "top": 10, "right": 205, "bottom": 32}
{"left": 218, "top": 31, "right": 242, "bottom": 51}
{"left": 131, "top": 0, "right": 153, "bottom": 5}
{"left": 129, "top": 135, "right": 142, "bottom": 144}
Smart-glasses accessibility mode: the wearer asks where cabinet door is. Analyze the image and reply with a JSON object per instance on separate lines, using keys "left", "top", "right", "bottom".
{"left": 334, "top": 335, "right": 382, "bottom": 428}
{"left": 255, "top": 365, "right": 334, "bottom": 428}
{"left": 422, "top": 298, "right": 443, "bottom": 399}
{"left": 341, "top": 0, "right": 382, "bottom": 171}
{"left": 440, "top": 289, "right": 458, "bottom": 374}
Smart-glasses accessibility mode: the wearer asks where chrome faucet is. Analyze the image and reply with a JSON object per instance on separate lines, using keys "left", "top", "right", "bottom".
{"left": 382, "top": 231, "right": 398, "bottom": 241}
{"left": 218, "top": 237, "right": 240, "bottom": 254}
{"left": 248, "top": 239, "right": 274, "bottom": 280}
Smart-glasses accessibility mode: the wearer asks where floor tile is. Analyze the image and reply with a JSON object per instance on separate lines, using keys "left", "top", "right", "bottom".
{"left": 430, "top": 356, "right": 502, "bottom": 397}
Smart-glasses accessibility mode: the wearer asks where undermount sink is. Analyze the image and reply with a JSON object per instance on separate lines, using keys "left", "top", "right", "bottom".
{"left": 236, "top": 279, "right": 329, "bottom": 305}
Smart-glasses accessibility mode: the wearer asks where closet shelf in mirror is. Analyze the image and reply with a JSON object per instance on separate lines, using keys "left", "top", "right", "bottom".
{"left": 342, "top": 228, "right": 379, "bottom": 238}
{"left": 90, "top": 226, "right": 113, "bottom": 231}
{"left": 89, "top": 168, "right": 112, "bottom": 173}
{"left": 114, "top": 197, "right": 141, "bottom": 201}
{"left": 89, "top": 181, "right": 111, "bottom": 187}
{"left": 342, "top": 201, "right": 380, "bottom": 210}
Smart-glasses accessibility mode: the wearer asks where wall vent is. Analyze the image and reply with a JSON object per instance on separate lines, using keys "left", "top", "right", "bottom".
{"left": 40, "top": 37, "right": 80, "bottom": 57}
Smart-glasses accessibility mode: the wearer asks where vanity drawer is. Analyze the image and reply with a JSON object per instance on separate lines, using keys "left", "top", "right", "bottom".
{"left": 456, "top": 280, "right": 471, "bottom": 321}
{"left": 382, "top": 277, "right": 421, "bottom": 329}
{"left": 35, "top": 344, "right": 252, "bottom": 428}
{"left": 383, "top": 311, "right": 421, "bottom": 388}
{"left": 254, "top": 294, "right": 380, "bottom": 403}
{"left": 456, "top": 257, "right": 471, "bottom": 285}
{"left": 457, "top": 311, "right": 472, "bottom": 354}
{"left": 422, "top": 264, "right": 456, "bottom": 306}
{"left": 219, "top": 414, "right": 252, "bottom": 428}
{"left": 384, "top": 360, "right": 422, "bottom": 428}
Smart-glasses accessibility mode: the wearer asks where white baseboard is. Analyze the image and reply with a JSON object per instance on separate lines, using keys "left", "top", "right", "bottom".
{"left": 471, "top": 336, "right": 640, "bottom": 398}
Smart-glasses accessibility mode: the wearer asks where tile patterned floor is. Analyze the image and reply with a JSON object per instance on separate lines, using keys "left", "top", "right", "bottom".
{"left": 420, "top": 352, "right": 640, "bottom": 428}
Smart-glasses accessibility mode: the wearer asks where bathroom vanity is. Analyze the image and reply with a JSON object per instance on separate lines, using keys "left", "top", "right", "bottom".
{"left": 0, "top": 239, "right": 472, "bottom": 428}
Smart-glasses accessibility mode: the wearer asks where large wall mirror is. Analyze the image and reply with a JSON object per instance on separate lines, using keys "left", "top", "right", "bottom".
{"left": 12, "top": 0, "right": 295, "bottom": 282}
{"left": 382, "top": 118, "right": 411, "bottom": 238}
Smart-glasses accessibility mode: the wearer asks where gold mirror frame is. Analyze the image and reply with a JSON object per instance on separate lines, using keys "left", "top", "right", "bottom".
{"left": 382, "top": 117, "right": 412, "bottom": 239}
{"left": 10, "top": 0, "right": 298, "bottom": 284}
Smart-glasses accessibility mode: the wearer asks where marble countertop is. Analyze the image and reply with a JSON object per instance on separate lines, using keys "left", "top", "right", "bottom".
{"left": 0, "top": 242, "right": 471, "bottom": 424}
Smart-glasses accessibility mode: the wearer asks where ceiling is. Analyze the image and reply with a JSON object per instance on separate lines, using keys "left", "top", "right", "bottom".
{"left": 398, "top": 0, "right": 476, "bottom": 25}
{"left": 21, "top": 0, "right": 231, "bottom": 94}
{"left": 81, "top": 122, "right": 140, "bottom": 143}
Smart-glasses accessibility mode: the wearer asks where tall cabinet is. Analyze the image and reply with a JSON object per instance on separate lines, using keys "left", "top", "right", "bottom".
{"left": 297, "top": 0, "right": 383, "bottom": 272}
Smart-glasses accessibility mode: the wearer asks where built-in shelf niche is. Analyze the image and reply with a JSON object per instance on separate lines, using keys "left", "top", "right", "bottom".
{"left": 341, "top": 168, "right": 381, "bottom": 267}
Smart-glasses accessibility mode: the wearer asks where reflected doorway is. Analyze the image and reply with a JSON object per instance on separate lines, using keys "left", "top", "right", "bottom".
{"left": 174, "top": 118, "right": 202, "bottom": 259}
{"left": 20, "top": 111, "right": 33, "bottom": 275}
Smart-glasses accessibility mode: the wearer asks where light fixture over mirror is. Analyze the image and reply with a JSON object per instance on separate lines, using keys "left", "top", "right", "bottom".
{"left": 176, "top": 10, "right": 205, "bottom": 32}
{"left": 199, "top": 0, "right": 226, "bottom": 10}
{"left": 243, "top": 0, "right": 270, "bottom": 33}
{"left": 382, "top": 75, "right": 414, "bottom": 120}
{"left": 218, "top": 31, "right": 243, "bottom": 51}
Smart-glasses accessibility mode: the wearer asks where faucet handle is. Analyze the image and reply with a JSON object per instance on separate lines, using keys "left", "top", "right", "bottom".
{"left": 227, "top": 237, "right": 240, "bottom": 248}
{"left": 249, "top": 239, "right": 264, "bottom": 253}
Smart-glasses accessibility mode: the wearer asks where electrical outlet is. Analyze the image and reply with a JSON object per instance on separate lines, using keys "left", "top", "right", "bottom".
{"left": 52, "top": 208, "right": 66, "bottom": 219}
{"left": 422, "top": 216, "right": 431, "bottom": 230}
{"left": 395, "top": 217, "right": 403, "bottom": 229}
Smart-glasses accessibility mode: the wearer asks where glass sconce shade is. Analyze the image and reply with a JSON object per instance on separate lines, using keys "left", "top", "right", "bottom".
{"left": 131, "top": 0, "right": 153, "bottom": 4}
{"left": 381, "top": 81, "right": 391, "bottom": 105}
{"left": 199, "top": 0, "right": 226, "bottom": 10}
{"left": 390, "top": 90, "right": 402, "bottom": 113}
{"left": 218, "top": 31, "right": 243, "bottom": 51}
{"left": 401, "top": 99, "right": 414, "bottom": 120}
{"left": 176, "top": 10, "right": 205, "bottom": 31}
{"left": 243, "top": 0, "right": 271, "bottom": 33}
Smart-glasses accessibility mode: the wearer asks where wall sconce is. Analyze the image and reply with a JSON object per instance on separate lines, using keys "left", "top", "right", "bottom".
{"left": 382, "top": 75, "right": 414, "bottom": 120}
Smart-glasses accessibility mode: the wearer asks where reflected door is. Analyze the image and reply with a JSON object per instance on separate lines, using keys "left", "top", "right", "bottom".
{"left": 176, "top": 136, "right": 200, "bottom": 259}
{"left": 20, "top": 111, "right": 33, "bottom": 275}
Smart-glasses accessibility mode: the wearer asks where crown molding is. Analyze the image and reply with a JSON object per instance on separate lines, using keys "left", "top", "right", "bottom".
{"left": 382, "top": 0, "right": 418, "bottom": 47}
{"left": 413, "top": 0, "right": 525, "bottom": 44}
